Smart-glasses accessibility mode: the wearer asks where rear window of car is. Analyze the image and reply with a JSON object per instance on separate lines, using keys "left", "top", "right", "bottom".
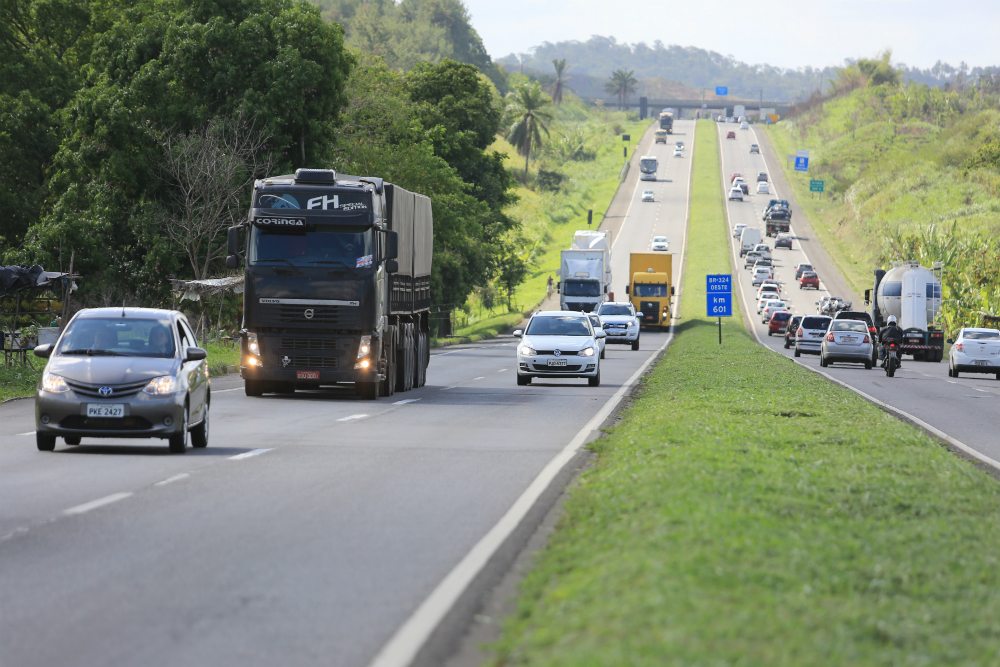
{"left": 836, "top": 311, "right": 872, "bottom": 325}
{"left": 801, "top": 316, "right": 831, "bottom": 330}
{"left": 964, "top": 330, "right": 1000, "bottom": 340}
{"left": 831, "top": 320, "right": 867, "bottom": 332}
{"left": 772, "top": 312, "right": 791, "bottom": 320}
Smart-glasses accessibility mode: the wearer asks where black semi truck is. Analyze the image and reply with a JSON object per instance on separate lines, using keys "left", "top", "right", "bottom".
{"left": 226, "top": 168, "right": 432, "bottom": 399}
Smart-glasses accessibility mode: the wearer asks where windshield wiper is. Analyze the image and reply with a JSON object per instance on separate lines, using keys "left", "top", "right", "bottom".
{"left": 59, "top": 349, "right": 126, "bottom": 356}
{"left": 253, "top": 258, "right": 295, "bottom": 265}
{"left": 307, "top": 260, "right": 352, "bottom": 266}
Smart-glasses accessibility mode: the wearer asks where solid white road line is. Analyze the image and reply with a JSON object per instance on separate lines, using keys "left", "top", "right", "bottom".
{"left": 214, "top": 387, "right": 243, "bottom": 393}
{"left": 154, "top": 473, "right": 190, "bottom": 487}
{"left": 17, "top": 431, "right": 35, "bottom": 436}
{"left": 228, "top": 448, "right": 273, "bottom": 460}
{"left": 473, "top": 376, "right": 485, "bottom": 381}
{"left": 367, "top": 119, "right": 696, "bottom": 667}
{"left": 64, "top": 492, "right": 132, "bottom": 516}
{"left": 336, "top": 414, "right": 369, "bottom": 423}
{"left": 497, "top": 368, "right": 508, "bottom": 373}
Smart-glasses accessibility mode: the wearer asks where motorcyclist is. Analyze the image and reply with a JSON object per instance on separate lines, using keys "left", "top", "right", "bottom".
{"left": 878, "top": 315, "right": 904, "bottom": 368}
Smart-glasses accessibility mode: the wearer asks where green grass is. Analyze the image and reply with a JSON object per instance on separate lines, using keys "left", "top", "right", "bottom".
{"left": 452, "top": 100, "right": 648, "bottom": 340}
{"left": 487, "top": 120, "right": 1000, "bottom": 666}
{"left": 0, "top": 338, "right": 240, "bottom": 403}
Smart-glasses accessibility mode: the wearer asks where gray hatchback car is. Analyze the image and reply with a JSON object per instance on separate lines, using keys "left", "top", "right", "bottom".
{"left": 33, "top": 308, "right": 210, "bottom": 453}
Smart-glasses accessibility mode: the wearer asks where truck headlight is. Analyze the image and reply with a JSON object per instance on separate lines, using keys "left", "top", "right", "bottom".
{"left": 246, "top": 331, "right": 260, "bottom": 356}
{"left": 41, "top": 372, "right": 70, "bottom": 393}
{"left": 579, "top": 346, "right": 595, "bottom": 357}
{"left": 354, "top": 335, "right": 373, "bottom": 370}
{"left": 518, "top": 344, "right": 537, "bottom": 356}
{"left": 143, "top": 376, "right": 179, "bottom": 395}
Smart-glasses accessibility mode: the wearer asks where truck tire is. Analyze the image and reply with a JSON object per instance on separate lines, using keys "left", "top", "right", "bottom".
{"left": 397, "top": 323, "right": 414, "bottom": 392}
{"left": 381, "top": 326, "right": 396, "bottom": 397}
{"left": 245, "top": 380, "right": 264, "bottom": 397}
{"left": 357, "top": 381, "right": 378, "bottom": 400}
{"left": 414, "top": 329, "right": 428, "bottom": 388}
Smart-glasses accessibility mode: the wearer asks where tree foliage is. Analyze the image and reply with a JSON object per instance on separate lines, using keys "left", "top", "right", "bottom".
{"left": 551, "top": 58, "right": 567, "bottom": 105}
{"left": 505, "top": 82, "right": 553, "bottom": 177}
{"left": 605, "top": 69, "right": 638, "bottom": 110}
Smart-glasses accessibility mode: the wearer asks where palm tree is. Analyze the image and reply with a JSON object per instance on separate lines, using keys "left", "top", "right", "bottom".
{"left": 551, "top": 58, "right": 567, "bottom": 105}
{"left": 605, "top": 69, "right": 638, "bottom": 110}
{"left": 505, "top": 82, "right": 553, "bottom": 178}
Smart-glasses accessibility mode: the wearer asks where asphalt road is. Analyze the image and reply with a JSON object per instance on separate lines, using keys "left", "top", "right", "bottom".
{"left": 0, "top": 121, "right": 693, "bottom": 667}
{"left": 719, "top": 122, "right": 1000, "bottom": 462}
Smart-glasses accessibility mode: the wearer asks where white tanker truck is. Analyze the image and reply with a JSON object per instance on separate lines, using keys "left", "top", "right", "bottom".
{"left": 865, "top": 261, "right": 945, "bottom": 361}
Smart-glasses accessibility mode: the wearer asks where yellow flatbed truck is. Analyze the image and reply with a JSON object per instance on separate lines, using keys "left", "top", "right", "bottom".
{"left": 626, "top": 253, "right": 674, "bottom": 329}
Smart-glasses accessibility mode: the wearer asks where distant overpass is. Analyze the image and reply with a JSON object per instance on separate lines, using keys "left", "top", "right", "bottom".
{"left": 581, "top": 97, "right": 794, "bottom": 119}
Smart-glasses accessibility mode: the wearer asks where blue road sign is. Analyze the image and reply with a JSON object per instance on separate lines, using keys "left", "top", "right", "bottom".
{"left": 707, "top": 293, "right": 733, "bottom": 317}
{"left": 794, "top": 156, "right": 809, "bottom": 172}
{"left": 706, "top": 274, "right": 732, "bottom": 293}
{"left": 715, "top": 86, "right": 728, "bottom": 96}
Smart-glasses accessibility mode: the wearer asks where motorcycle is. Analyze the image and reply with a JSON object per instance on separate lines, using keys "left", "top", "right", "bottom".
{"left": 883, "top": 341, "right": 900, "bottom": 377}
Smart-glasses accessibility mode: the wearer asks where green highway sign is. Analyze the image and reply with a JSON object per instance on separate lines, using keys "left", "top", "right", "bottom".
{"left": 809, "top": 179, "right": 825, "bottom": 192}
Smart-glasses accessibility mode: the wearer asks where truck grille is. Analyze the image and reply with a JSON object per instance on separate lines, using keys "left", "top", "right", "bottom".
{"left": 278, "top": 338, "right": 338, "bottom": 352}
{"left": 282, "top": 355, "right": 338, "bottom": 369}
{"left": 277, "top": 305, "right": 350, "bottom": 326}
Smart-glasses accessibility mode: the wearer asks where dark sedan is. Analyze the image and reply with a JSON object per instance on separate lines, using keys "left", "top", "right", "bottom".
{"left": 33, "top": 308, "right": 210, "bottom": 453}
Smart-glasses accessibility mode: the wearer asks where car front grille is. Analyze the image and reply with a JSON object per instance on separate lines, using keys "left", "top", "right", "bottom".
{"left": 534, "top": 350, "right": 579, "bottom": 356}
{"left": 66, "top": 379, "right": 149, "bottom": 399}
{"left": 530, "top": 363, "right": 584, "bottom": 372}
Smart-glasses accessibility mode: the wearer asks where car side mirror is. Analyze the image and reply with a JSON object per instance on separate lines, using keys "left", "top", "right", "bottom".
{"left": 385, "top": 259, "right": 399, "bottom": 273}
{"left": 946, "top": 338, "right": 954, "bottom": 345}
{"left": 595, "top": 330, "right": 607, "bottom": 339}
{"left": 185, "top": 347, "right": 208, "bottom": 362}
{"left": 34, "top": 343, "right": 53, "bottom": 358}
{"left": 512, "top": 330, "right": 523, "bottom": 338}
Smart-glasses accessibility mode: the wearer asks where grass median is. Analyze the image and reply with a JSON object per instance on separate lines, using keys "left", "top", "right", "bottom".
{"left": 487, "top": 120, "right": 1000, "bottom": 666}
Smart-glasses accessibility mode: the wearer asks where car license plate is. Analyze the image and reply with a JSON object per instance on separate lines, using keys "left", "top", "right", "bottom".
{"left": 296, "top": 370, "right": 320, "bottom": 380}
{"left": 842, "top": 336, "right": 857, "bottom": 343}
{"left": 86, "top": 404, "right": 124, "bottom": 418}
{"left": 547, "top": 359, "right": 568, "bottom": 367}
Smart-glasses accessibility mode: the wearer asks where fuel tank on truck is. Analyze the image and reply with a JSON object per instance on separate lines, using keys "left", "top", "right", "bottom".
{"left": 875, "top": 262, "right": 942, "bottom": 330}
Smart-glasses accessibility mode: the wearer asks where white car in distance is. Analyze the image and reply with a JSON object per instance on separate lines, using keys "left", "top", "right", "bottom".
{"left": 757, "top": 181, "right": 771, "bottom": 194}
{"left": 596, "top": 301, "right": 641, "bottom": 351}
{"left": 650, "top": 235, "right": 670, "bottom": 252}
{"left": 673, "top": 147, "right": 684, "bottom": 157}
{"left": 732, "top": 223, "right": 747, "bottom": 238}
{"left": 761, "top": 301, "right": 789, "bottom": 323}
{"left": 641, "top": 190, "right": 655, "bottom": 202}
{"left": 514, "top": 311, "right": 605, "bottom": 387}
{"left": 728, "top": 186, "right": 744, "bottom": 201}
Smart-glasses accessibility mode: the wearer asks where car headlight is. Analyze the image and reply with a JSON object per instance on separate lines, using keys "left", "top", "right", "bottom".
{"left": 518, "top": 344, "right": 537, "bottom": 356}
{"left": 579, "top": 346, "right": 595, "bottom": 357}
{"left": 41, "top": 372, "right": 70, "bottom": 393}
{"left": 246, "top": 331, "right": 260, "bottom": 356}
{"left": 143, "top": 376, "right": 179, "bottom": 395}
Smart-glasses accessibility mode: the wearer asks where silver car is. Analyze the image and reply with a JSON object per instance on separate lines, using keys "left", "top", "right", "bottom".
{"left": 514, "top": 311, "right": 605, "bottom": 387}
{"left": 948, "top": 327, "right": 1000, "bottom": 379}
{"left": 820, "top": 319, "right": 874, "bottom": 369}
{"left": 794, "top": 315, "right": 832, "bottom": 357}
{"left": 33, "top": 308, "right": 211, "bottom": 453}
{"left": 596, "top": 301, "right": 640, "bottom": 350}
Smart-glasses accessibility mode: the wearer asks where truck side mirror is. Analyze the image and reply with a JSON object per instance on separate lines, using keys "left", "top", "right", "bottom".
{"left": 225, "top": 255, "right": 240, "bottom": 269}
{"left": 624, "top": 285, "right": 630, "bottom": 296}
{"left": 556, "top": 282, "right": 560, "bottom": 294}
{"left": 385, "top": 231, "right": 399, "bottom": 260}
{"left": 226, "top": 226, "right": 242, "bottom": 269}
{"left": 671, "top": 286, "right": 676, "bottom": 295}
{"left": 385, "top": 259, "right": 399, "bottom": 273}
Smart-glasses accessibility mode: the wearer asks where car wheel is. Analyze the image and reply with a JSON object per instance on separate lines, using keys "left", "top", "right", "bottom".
{"left": 600, "top": 348, "right": 605, "bottom": 359}
{"left": 244, "top": 379, "right": 264, "bottom": 397}
{"left": 36, "top": 433, "right": 56, "bottom": 452}
{"left": 516, "top": 374, "right": 531, "bottom": 386}
{"left": 191, "top": 401, "right": 209, "bottom": 448}
{"left": 588, "top": 370, "right": 601, "bottom": 387}
{"left": 947, "top": 365, "right": 953, "bottom": 377}
{"left": 64, "top": 436, "right": 81, "bottom": 446}
{"left": 995, "top": 372, "right": 999, "bottom": 381}
{"left": 631, "top": 338, "right": 640, "bottom": 351}
{"left": 168, "top": 406, "right": 189, "bottom": 454}
{"left": 952, "top": 368, "right": 959, "bottom": 378}
{"left": 865, "top": 361, "right": 872, "bottom": 369}
{"left": 819, "top": 355, "right": 828, "bottom": 367}
{"left": 784, "top": 339, "right": 790, "bottom": 349}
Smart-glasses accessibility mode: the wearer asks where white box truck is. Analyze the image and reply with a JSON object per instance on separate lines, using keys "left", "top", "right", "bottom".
{"left": 739, "top": 227, "right": 762, "bottom": 257}
{"left": 560, "top": 232, "right": 612, "bottom": 313}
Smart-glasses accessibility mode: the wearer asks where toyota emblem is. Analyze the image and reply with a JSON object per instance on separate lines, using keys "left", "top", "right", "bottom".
{"left": 554, "top": 349, "right": 561, "bottom": 357}
{"left": 98, "top": 386, "right": 113, "bottom": 397}
{"left": 303, "top": 308, "right": 314, "bottom": 320}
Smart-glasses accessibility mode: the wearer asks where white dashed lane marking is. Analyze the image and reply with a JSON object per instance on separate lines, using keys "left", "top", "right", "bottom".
{"left": 228, "top": 448, "right": 273, "bottom": 460}
{"left": 64, "top": 492, "right": 132, "bottom": 516}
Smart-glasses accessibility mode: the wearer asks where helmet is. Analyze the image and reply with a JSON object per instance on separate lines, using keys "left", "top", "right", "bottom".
{"left": 887, "top": 315, "right": 897, "bottom": 325}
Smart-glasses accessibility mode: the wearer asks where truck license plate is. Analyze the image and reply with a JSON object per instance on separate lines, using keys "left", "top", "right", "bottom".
{"left": 86, "top": 404, "right": 124, "bottom": 418}
{"left": 296, "top": 370, "right": 320, "bottom": 380}
{"left": 547, "top": 359, "right": 568, "bottom": 367}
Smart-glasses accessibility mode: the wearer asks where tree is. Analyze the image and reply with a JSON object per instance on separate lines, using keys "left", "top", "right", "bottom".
{"left": 505, "top": 82, "right": 553, "bottom": 177}
{"left": 605, "top": 68, "right": 638, "bottom": 109}
{"left": 157, "top": 114, "right": 272, "bottom": 279}
{"left": 551, "top": 58, "right": 567, "bottom": 104}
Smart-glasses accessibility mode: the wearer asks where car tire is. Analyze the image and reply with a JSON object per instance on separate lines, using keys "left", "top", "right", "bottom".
{"left": 947, "top": 365, "right": 954, "bottom": 377}
{"left": 865, "top": 361, "right": 872, "bottom": 369}
{"left": 244, "top": 379, "right": 264, "bottom": 397}
{"left": 64, "top": 436, "right": 81, "bottom": 446}
{"left": 516, "top": 374, "right": 531, "bottom": 386}
{"left": 631, "top": 338, "right": 640, "bottom": 351}
{"left": 952, "top": 368, "right": 959, "bottom": 378}
{"left": 600, "top": 348, "right": 605, "bottom": 359}
{"left": 191, "top": 402, "right": 209, "bottom": 448}
{"left": 820, "top": 355, "right": 828, "bottom": 367}
{"left": 588, "top": 370, "right": 601, "bottom": 387}
{"left": 168, "top": 407, "right": 189, "bottom": 454}
{"left": 36, "top": 433, "right": 56, "bottom": 452}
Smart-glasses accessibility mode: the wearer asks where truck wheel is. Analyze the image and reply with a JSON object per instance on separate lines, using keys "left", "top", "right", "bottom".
{"left": 357, "top": 381, "right": 379, "bottom": 400}
{"left": 416, "top": 330, "right": 428, "bottom": 387}
{"left": 396, "top": 324, "right": 412, "bottom": 392}
{"left": 381, "top": 327, "right": 396, "bottom": 397}
{"left": 244, "top": 380, "right": 264, "bottom": 397}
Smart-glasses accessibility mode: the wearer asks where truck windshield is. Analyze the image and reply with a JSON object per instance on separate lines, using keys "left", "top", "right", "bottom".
{"left": 634, "top": 283, "right": 668, "bottom": 297}
{"left": 250, "top": 225, "right": 373, "bottom": 268}
{"left": 562, "top": 279, "right": 601, "bottom": 297}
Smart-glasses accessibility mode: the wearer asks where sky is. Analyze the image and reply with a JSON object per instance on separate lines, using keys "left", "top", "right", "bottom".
{"left": 462, "top": 0, "right": 997, "bottom": 71}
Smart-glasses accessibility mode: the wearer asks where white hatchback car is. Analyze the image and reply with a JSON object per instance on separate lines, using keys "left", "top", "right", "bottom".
{"left": 728, "top": 186, "right": 744, "bottom": 201}
{"left": 650, "top": 235, "right": 670, "bottom": 251}
{"left": 673, "top": 147, "right": 684, "bottom": 157}
{"left": 641, "top": 190, "right": 655, "bottom": 202}
{"left": 948, "top": 328, "right": 1000, "bottom": 379}
{"left": 761, "top": 300, "right": 788, "bottom": 322}
{"left": 514, "top": 311, "right": 605, "bottom": 387}
{"left": 732, "top": 223, "right": 747, "bottom": 238}
{"left": 752, "top": 266, "right": 773, "bottom": 286}
{"left": 757, "top": 181, "right": 771, "bottom": 194}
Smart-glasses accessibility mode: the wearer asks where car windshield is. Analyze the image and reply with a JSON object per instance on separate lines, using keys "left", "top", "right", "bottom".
{"left": 57, "top": 318, "right": 176, "bottom": 358}
{"left": 831, "top": 320, "right": 867, "bottom": 332}
{"left": 526, "top": 316, "right": 592, "bottom": 336}
{"left": 599, "top": 305, "right": 633, "bottom": 316}
{"left": 964, "top": 330, "right": 1000, "bottom": 340}
{"left": 634, "top": 283, "right": 668, "bottom": 297}
{"left": 802, "top": 317, "right": 831, "bottom": 329}
{"left": 250, "top": 223, "right": 373, "bottom": 268}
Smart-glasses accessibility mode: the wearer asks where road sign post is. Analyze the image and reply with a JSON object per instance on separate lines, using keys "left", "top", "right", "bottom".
{"left": 706, "top": 274, "right": 733, "bottom": 344}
